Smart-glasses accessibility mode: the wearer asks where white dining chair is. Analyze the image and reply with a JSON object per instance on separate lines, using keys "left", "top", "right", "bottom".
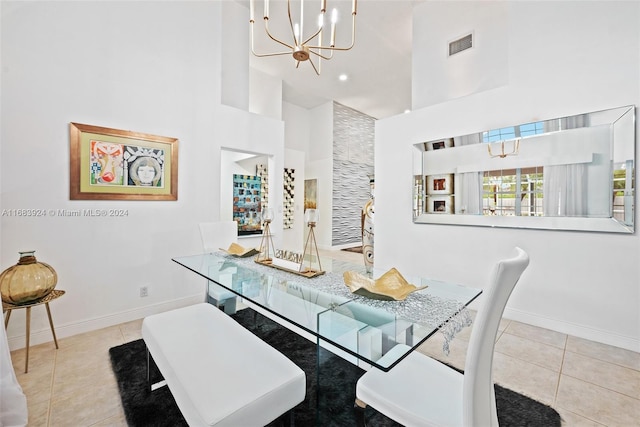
{"left": 354, "top": 247, "right": 530, "bottom": 427}
{"left": 199, "top": 221, "right": 239, "bottom": 315}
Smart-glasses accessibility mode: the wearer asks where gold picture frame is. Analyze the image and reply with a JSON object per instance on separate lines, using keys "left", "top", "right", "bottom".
{"left": 69, "top": 122, "right": 178, "bottom": 200}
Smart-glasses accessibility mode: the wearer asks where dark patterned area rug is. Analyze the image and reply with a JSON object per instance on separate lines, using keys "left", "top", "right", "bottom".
{"left": 109, "top": 308, "right": 562, "bottom": 426}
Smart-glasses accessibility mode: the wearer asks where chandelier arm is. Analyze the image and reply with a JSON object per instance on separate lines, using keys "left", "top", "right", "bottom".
{"left": 307, "top": 56, "right": 320, "bottom": 76}
{"left": 250, "top": 22, "right": 294, "bottom": 57}
{"left": 308, "top": 48, "right": 334, "bottom": 61}
{"left": 301, "top": 24, "right": 323, "bottom": 47}
{"left": 264, "top": 19, "right": 295, "bottom": 50}
{"left": 306, "top": 15, "right": 356, "bottom": 51}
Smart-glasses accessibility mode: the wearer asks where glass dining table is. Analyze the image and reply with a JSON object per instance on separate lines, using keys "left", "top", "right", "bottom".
{"left": 173, "top": 252, "right": 481, "bottom": 424}
{"left": 172, "top": 252, "right": 482, "bottom": 372}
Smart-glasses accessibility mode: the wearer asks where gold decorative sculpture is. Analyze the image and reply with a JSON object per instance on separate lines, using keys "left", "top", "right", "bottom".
{"left": 362, "top": 176, "right": 374, "bottom": 273}
{"left": 343, "top": 268, "right": 427, "bottom": 301}
{"left": 221, "top": 243, "right": 259, "bottom": 258}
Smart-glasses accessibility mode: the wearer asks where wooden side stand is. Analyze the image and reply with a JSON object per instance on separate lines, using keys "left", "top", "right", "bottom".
{"left": 3, "top": 289, "right": 65, "bottom": 373}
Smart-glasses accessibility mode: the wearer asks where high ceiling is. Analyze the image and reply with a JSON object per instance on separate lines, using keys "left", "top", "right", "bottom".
{"left": 242, "top": 0, "right": 419, "bottom": 120}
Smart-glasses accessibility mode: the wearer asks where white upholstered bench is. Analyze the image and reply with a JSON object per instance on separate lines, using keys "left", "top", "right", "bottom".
{"left": 141, "top": 303, "right": 306, "bottom": 426}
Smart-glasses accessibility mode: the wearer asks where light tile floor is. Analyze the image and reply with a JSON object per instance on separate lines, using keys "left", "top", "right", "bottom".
{"left": 9, "top": 249, "right": 640, "bottom": 426}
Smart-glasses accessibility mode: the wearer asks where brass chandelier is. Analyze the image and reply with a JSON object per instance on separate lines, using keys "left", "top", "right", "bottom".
{"left": 250, "top": 0, "right": 357, "bottom": 75}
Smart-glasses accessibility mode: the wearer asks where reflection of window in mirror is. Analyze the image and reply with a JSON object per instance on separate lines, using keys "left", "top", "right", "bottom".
{"left": 612, "top": 161, "right": 634, "bottom": 223}
{"left": 483, "top": 167, "right": 544, "bottom": 216}
{"left": 483, "top": 122, "right": 544, "bottom": 142}
{"left": 413, "top": 176, "right": 424, "bottom": 218}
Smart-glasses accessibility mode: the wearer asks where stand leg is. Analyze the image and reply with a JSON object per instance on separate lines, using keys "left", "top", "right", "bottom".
{"left": 25, "top": 306, "right": 31, "bottom": 373}
{"left": 45, "top": 302, "right": 59, "bottom": 349}
{"left": 4, "top": 309, "right": 11, "bottom": 328}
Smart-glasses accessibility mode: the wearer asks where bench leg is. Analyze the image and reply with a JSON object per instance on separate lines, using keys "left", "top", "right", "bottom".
{"left": 146, "top": 346, "right": 151, "bottom": 393}
{"left": 146, "top": 345, "right": 167, "bottom": 392}
{"left": 274, "top": 408, "right": 295, "bottom": 427}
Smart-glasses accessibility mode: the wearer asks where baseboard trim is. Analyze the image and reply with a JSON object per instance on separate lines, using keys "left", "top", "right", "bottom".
{"left": 503, "top": 307, "right": 639, "bottom": 353}
{"left": 9, "top": 296, "right": 638, "bottom": 354}
{"left": 6, "top": 295, "right": 203, "bottom": 351}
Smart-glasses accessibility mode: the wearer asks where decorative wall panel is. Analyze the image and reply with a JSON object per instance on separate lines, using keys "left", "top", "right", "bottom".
{"left": 256, "top": 164, "right": 269, "bottom": 213}
{"left": 332, "top": 102, "right": 375, "bottom": 246}
{"left": 283, "top": 168, "right": 295, "bottom": 229}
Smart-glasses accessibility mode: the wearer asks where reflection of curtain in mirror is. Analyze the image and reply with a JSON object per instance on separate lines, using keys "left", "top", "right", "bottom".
{"left": 453, "top": 134, "right": 483, "bottom": 214}
{"left": 543, "top": 164, "right": 588, "bottom": 216}
{"left": 456, "top": 172, "right": 482, "bottom": 214}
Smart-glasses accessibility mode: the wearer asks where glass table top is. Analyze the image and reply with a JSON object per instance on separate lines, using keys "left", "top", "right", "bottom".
{"left": 172, "top": 252, "right": 481, "bottom": 371}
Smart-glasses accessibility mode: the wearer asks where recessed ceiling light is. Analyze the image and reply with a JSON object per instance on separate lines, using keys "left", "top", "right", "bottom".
{"left": 338, "top": 74, "right": 348, "bottom": 81}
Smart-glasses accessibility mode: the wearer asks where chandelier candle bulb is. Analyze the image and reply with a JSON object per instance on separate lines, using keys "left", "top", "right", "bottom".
{"left": 321, "top": 0, "right": 326, "bottom": 12}
{"left": 330, "top": 9, "right": 337, "bottom": 46}
{"left": 264, "top": 0, "right": 269, "bottom": 19}
{"left": 250, "top": 0, "right": 254, "bottom": 22}
{"left": 352, "top": 0, "right": 357, "bottom": 15}
{"left": 300, "top": 0, "right": 304, "bottom": 41}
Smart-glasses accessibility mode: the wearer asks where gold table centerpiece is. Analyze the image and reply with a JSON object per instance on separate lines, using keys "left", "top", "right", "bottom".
{"left": 220, "top": 242, "right": 259, "bottom": 258}
{"left": 343, "top": 268, "right": 427, "bottom": 301}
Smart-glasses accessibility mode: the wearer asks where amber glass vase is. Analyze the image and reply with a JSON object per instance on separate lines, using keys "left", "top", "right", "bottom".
{"left": 0, "top": 251, "right": 57, "bottom": 305}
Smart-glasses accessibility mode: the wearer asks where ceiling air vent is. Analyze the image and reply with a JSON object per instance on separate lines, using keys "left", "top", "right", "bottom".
{"left": 449, "top": 33, "right": 473, "bottom": 56}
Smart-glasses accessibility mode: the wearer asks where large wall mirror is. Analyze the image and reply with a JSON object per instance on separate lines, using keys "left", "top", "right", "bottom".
{"left": 412, "top": 105, "right": 635, "bottom": 233}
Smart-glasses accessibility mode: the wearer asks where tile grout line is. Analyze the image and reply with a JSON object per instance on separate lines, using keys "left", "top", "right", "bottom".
{"left": 553, "top": 334, "right": 568, "bottom": 407}
{"left": 47, "top": 348, "right": 58, "bottom": 427}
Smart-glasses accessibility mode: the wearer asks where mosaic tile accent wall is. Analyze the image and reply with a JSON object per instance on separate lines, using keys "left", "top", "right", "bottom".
{"left": 256, "top": 164, "right": 269, "bottom": 214}
{"left": 332, "top": 102, "right": 375, "bottom": 246}
{"left": 283, "top": 168, "right": 295, "bottom": 229}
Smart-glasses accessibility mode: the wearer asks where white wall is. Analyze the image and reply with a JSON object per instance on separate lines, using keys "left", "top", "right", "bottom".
{"left": 249, "top": 67, "right": 283, "bottom": 120}
{"left": 376, "top": 1, "right": 640, "bottom": 351}
{"left": 1, "top": 1, "right": 284, "bottom": 349}
{"left": 221, "top": 1, "right": 249, "bottom": 111}
{"left": 306, "top": 102, "right": 335, "bottom": 248}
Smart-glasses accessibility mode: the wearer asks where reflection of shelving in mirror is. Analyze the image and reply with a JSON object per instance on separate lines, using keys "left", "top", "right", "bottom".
{"left": 425, "top": 174, "right": 455, "bottom": 214}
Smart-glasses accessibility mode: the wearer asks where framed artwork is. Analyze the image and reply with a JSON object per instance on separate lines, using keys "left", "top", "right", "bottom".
{"left": 69, "top": 122, "right": 178, "bottom": 200}
{"left": 423, "top": 138, "right": 454, "bottom": 151}
{"left": 233, "top": 174, "right": 263, "bottom": 235}
{"left": 426, "top": 174, "right": 454, "bottom": 195}
{"left": 304, "top": 179, "right": 317, "bottom": 211}
{"left": 426, "top": 195, "right": 454, "bottom": 214}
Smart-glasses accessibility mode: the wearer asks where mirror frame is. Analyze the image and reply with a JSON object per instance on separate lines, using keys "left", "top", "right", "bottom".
{"left": 413, "top": 105, "right": 636, "bottom": 233}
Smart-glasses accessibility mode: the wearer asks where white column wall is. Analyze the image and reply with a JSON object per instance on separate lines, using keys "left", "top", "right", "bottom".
{"left": 376, "top": 1, "right": 640, "bottom": 351}
{"left": 306, "top": 102, "right": 334, "bottom": 248}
